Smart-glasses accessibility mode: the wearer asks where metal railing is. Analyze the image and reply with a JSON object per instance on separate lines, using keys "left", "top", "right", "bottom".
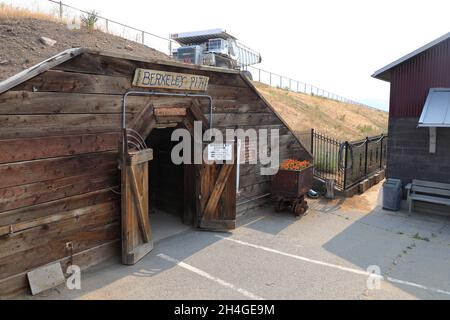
{"left": 245, "top": 66, "right": 368, "bottom": 107}
{"left": 6, "top": 0, "right": 368, "bottom": 107}
{"left": 46, "top": 0, "right": 178, "bottom": 55}
{"left": 297, "top": 129, "right": 388, "bottom": 190}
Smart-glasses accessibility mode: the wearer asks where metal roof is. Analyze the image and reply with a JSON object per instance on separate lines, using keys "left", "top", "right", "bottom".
{"left": 372, "top": 32, "right": 450, "bottom": 82}
{"left": 170, "top": 29, "right": 237, "bottom": 45}
{"left": 418, "top": 88, "right": 450, "bottom": 127}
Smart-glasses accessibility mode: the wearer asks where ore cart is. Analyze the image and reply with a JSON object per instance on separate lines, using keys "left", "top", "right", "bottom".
{"left": 271, "top": 166, "right": 314, "bottom": 216}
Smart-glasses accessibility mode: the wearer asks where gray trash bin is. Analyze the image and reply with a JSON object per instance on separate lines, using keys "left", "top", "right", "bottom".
{"left": 383, "top": 178, "right": 402, "bottom": 211}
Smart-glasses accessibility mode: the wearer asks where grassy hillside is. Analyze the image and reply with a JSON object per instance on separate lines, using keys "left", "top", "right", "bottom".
{"left": 254, "top": 82, "right": 388, "bottom": 141}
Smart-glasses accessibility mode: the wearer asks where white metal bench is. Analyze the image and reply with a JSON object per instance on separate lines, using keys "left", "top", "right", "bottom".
{"left": 406, "top": 179, "right": 450, "bottom": 213}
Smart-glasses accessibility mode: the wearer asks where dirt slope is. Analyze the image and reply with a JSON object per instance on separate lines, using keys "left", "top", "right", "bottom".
{"left": 254, "top": 82, "right": 388, "bottom": 141}
{"left": 0, "top": 14, "right": 170, "bottom": 81}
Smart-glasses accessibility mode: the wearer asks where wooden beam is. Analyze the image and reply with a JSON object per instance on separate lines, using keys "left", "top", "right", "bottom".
{"left": 126, "top": 148, "right": 153, "bottom": 166}
{"left": 154, "top": 107, "right": 187, "bottom": 117}
{"left": 129, "top": 102, "right": 153, "bottom": 132}
{"left": 141, "top": 116, "right": 157, "bottom": 140}
{"left": 0, "top": 188, "right": 117, "bottom": 227}
{"left": 0, "top": 170, "right": 118, "bottom": 213}
{"left": 203, "top": 164, "right": 234, "bottom": 219}
{"left": 0, "top": 48, "right": 85, "bottom": 95}
{"left": 0, "top": 240, "right": 119, "bottom": 298}
{"left": 0, "top": 132, "right": 119, "bottom": 164}
{"left": 127, "top": 165, "right": 150, "bottom": 243}
{"left": 0, "top": 222, "right": 120, "bottom": 280}
{"left": 0, "top": 151, "right": 117, "bottom": 189}
{"left": 0, "top": 91, "right": 147, "bottom": 115}
{"left": 0, "top": 202, "right": 118, "bottom": 237}
{"left": 190, "top": 100, "right": 209, "bottom": 130}
{"left": 155, "top": 115, "right": 185, "bottom": 123}
{"left": 0, "top": 114, "right": 129, "bottom": 139}
{"left": 82, "top": 49, "right": 240, "bottom": 75}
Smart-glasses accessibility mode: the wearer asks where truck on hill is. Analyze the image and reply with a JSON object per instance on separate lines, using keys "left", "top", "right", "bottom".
{"left": 170, "top": 29, "right": 261, "bottom": 79}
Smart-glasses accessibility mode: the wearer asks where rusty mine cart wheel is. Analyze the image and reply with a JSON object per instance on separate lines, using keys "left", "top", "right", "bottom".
{"left": 273, "top": 195, "right": 309, "bottom": 217}
{"left": 292, "top": 196, "right": 309, "bottom": 217}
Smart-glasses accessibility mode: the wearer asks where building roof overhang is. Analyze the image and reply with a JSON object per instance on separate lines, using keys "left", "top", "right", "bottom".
{"left": 418, "top": 88, "right": 450, "bottom": 128}
{"left": 372, "top": 32, "right": 450, "bottom": 82}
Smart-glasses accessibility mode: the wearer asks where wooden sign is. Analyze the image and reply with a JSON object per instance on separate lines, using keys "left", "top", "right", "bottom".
{"left": 132, "top": 68, "right": 209, "bottom": 91}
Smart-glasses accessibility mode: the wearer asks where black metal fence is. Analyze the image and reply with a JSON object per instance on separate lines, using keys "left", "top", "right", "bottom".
{"left": 296, "top": 129, "right": 388, "bottom": 190}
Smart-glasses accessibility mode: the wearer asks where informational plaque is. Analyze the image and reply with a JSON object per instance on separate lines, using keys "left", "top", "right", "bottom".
{"left": 207, "top": 143, "right": 233, "bottom": 161}
{"left": 132, "top": 68, "right": 209, "bottom": 91}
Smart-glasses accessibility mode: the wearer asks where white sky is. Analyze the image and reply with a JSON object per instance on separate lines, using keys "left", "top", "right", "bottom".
{"left": 8, "top": 0, "right": 450, "bottom": 110}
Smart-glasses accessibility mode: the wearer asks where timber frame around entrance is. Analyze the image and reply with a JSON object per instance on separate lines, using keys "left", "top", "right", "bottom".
{"left": 119, "top": 91, "right": 237, "bottom": 265}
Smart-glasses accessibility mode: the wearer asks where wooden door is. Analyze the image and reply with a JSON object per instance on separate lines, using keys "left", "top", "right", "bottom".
{"left": 196, "top": 142, "right": 237, "bottom": 230}
{"left": 121, "top": 148, "right": 154, "bottom": 265}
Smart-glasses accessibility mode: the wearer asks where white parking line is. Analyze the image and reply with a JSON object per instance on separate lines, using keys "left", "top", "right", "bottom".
{"left": 217, "top": 236, "right": 450, "bottom": 297}
{"left": 240, "top": 216, "right": 266, "bottom": 228}
{"left": 157, "top": 253, "right": 264, "bottom": 300}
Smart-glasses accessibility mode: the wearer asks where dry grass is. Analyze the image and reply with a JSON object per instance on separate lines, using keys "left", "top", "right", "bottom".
{"left": 0, "top": 3, "right": 58, "bottom": 22}
{"left": 254, "top": 82, "right": 388, "bottom": 141}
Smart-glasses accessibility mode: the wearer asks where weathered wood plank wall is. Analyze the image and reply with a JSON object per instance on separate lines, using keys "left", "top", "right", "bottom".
{"left": 0, "top": 52, "right": 310, "bottom": 297}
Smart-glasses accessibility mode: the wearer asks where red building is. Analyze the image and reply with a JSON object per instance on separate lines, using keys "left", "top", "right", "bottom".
{"left": 373, "top": 33, "right": 450, "bottom": 191}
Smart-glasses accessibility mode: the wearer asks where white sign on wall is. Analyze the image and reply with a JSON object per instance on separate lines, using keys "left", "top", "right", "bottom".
{"left": 207, "top": 144, "right": 233, "bottom": 161}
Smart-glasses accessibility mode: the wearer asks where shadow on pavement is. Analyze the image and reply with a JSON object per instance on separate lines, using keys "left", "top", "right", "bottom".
{"left": 321, "top": 191, "right": 450, "bottom": 299}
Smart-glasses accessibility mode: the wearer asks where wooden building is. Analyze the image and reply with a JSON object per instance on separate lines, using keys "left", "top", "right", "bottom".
{"left": 0, "top": 48, "right": 311, "bottom": 297}
{"left": 373, "top": 33, "right": 450, "bottom": 188}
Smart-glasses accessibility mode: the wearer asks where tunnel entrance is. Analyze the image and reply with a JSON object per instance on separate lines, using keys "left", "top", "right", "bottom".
{"left": 120, "top": 101, "right": 238, "bottom": 266}
{"left": 145, "top": 127, "right": 191, "bottom": 242}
